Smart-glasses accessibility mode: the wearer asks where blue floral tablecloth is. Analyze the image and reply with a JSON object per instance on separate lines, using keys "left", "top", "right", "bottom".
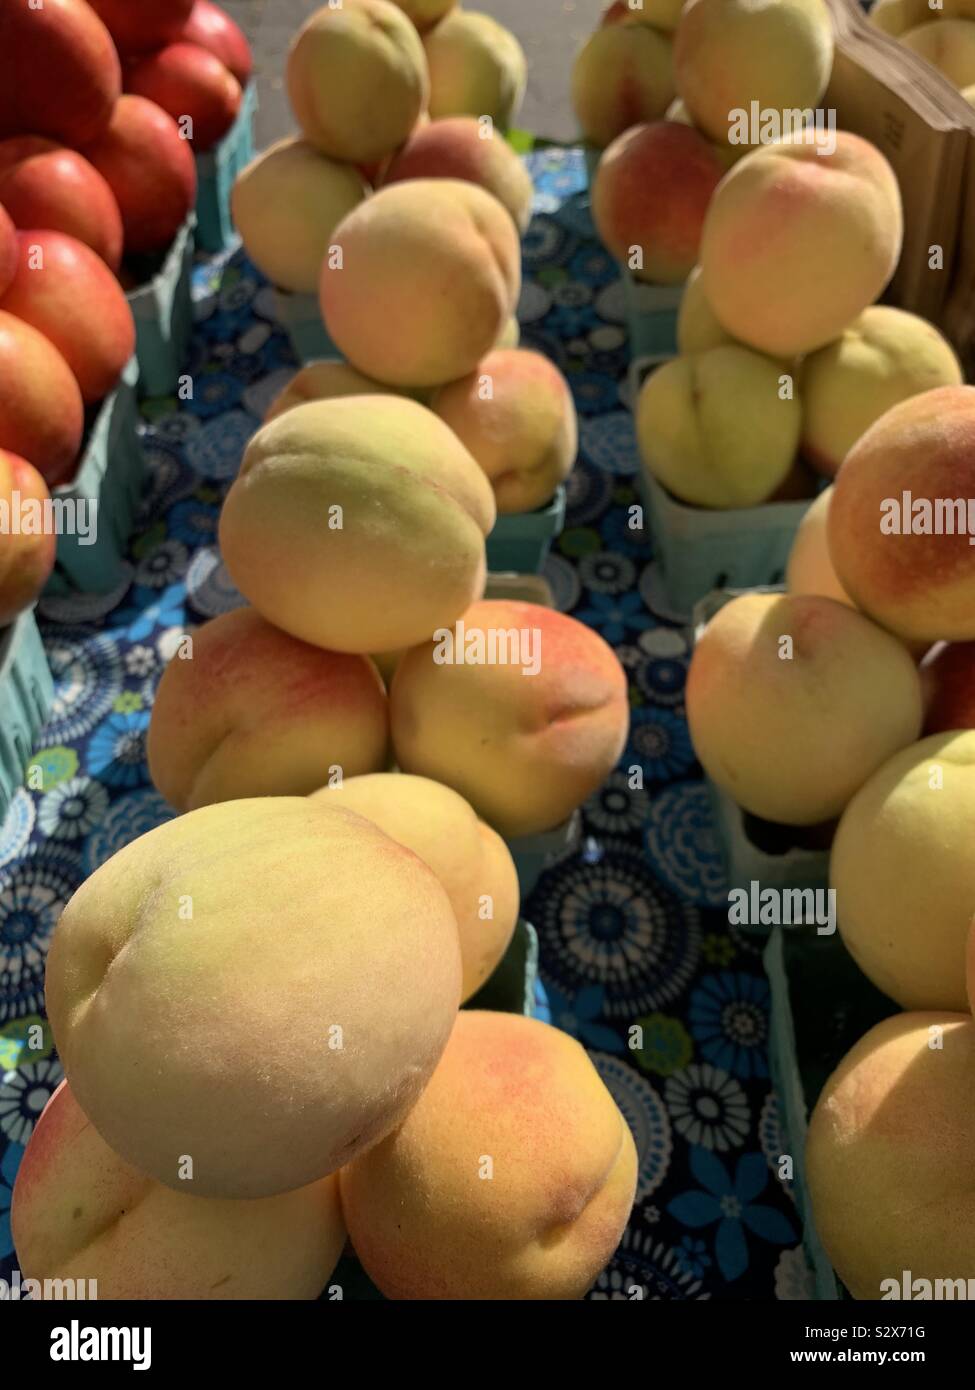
{"left": 0, "top": 148, "right": 810, "bottom": 1300}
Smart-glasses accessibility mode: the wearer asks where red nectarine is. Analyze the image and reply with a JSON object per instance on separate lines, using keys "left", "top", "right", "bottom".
{"left": 0, "top": 136, "right": 124, "bottom": 272}
{"left": 179, "top": 1, "right": 253, "bottom": 86}
{"left": 87, "top": 0, "right": 195, "bottom": 55}
{"left": 0, "top": 450, "right": 56, "bottom": 624}
{"left": 0, "top": 0, "right": 121, "bottom": 146}
{"left": 125, "top": 42, "right": 242, "bottom": 154}
{"left": 0, "top": 311, "right": 84, "bottom": 487}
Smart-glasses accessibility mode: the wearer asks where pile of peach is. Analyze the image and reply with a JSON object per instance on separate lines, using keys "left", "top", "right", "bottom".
{"left": 686, "top": 378, "right": 975, "bottom": 1291}
{"left": 872, "top": 0, "right": 975, "bottom": 104}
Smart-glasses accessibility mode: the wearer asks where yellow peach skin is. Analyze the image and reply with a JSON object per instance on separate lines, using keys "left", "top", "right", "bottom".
{"left": 700, "top": 130, "right": 903, "bottom": 358}
{"left": 390, "top": 0, "right": 456, "bottom": 31}
{"left": 263, "top": 361, "right": 391, "bottom": 424}
{"left": 286, "top": 0, "right": 428, "bottom": 165}
{"left": 785, "top": 487, "right": 854, "bottom": 608}
{"left": 0, "top": 449, "right": 56, "bottom": 623}
{"left": 319, "top": 179, "right": 521, "bottom": 388}
{"left": 828, "top": 386, "right": 975, "bottom": 645}
{"left": 675, "top": 0, "right": 834, "bottom": 147}
{"left": 901, "top": 18, "right": 975, "bottom": 91}
{"left": 430, "top": 348, "right": 577, "bottom": 515}
{"left": 806, "top": 1013, "right": 975, "bottom": 1299}
{"left": 13, "top": 1082, "right": 347, "bottom": 1300}
{"left": 603, "top": 0, "right": 685, "bottom": 32}
{"left": 340, "top": 1011, "right": 638, "bottom": 1299}
{"left": 676, "top": 266, "right": 737, "bottom": 354}
{"left": 45, "top": 798, "right": 462, "bottom": 1198}
{"left": 423, "top": 10, "right": 527, "bottom": 130}
{"left": 231, "top": 136, "right": 367, "bottom": 295}
{"left": 390, "top": 599, "right": 629, "bottom": 837}
{"left": 800, "top": 306, "right": 962, "bottom": 479}
{"left": 687, "top": 593, "right": 923, "bottom": 825}
{"left": 831, "top": 731, "right": 975, "bottom": 1011}
{"left": 311, "top": 772, "right": 519, "bottom": 1001}
{"left": 571, "top": 23, "right": 675, "bottom": 149}
{"left": 219, "top": 395, "right": 496, "bottom": 654}
{"left": 147, "top": 607, "right": 389, "bottom": 811}
{"left": 636, "top": 346, "right": 801, "bottom": 508}
{"left": 382, "top": 115, "right": 533, "bottom": 231}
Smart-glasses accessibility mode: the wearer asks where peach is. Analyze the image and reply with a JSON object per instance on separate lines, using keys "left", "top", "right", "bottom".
{"left": 0, "top": 137, "right": 124, "bottom": 273}
{"left": 0, "top": 231, "right": 135, "bottom": 405}
{"left": 0, "top": 450, "right": 56, "bottom": 625}
{"left": 12, "top": 1082, "right": 346, "bottom": 1301}
{"left": 87, "top": 0, "right": 195, "bottom": 54}
{"left": 124, "top": 41, "right": 242, "bottom": 155}
{"left": 636, "top": 346, "right": 801, "bottom": 508}
{"left": 868, "top": 0, "right": 931, "bottom": 33}
{"left": 700, "top": 130, "right": 903, "bottom": 358}
{"left": 0, "top": 311, "right": 83, "bottom": 488}
{"left": 571, "top": 22, "right": 675, "bottom": 149}
{"left": 831, "top": 731, "right": 975, "bottom": 1010}
{"left": 800, "top": 307, "right": 963, "bottom": 479}
{"left": 83, "top": 95, "right": 198, "bottom": 257}
{"left": 391, "top": 0, "right": 457, "bottom": 31}
{"left": 424, "top": 10, "right": 527, "bottom": 129}
{"left": 45, "top": 798, "right": 462, "bottom": 1199}
{"left": 390, "top": 600, "right": 629, "bottom": 837}
{"left": 179, "top": 0, "right": 254, "bottom": 86}
{"left": 0, "top": 203, "right": 14, "bottom": 299}
{"left": 340, "top": 1011, "right": 638, "bottom": 1299}
{"left": 263, "top": 360, "right": 389, "bottom": 424}
{"left": 430, "top": 348, "right": 577, "bottom": 515}
{"left": 311, "top": 772, "right": 519, "bottom": 1001}
{"left": 382, "top": 116, "right": 533, "bottom": 231}
{"left": 219, "top": 395, "right": 496, "bottom": 653}
{"left": 603, "top": 0, "right": 686, "bottom": 31}
{"left": 592, "top": 122, "right": 725, "bottom": 286}
{"left": 286, "top": 0, "right": 428, "bottom": 165}
{"left": 806, "top": 1012, "right": 975, "bottom": 1300}
{"left": 319, "top": 179, "right": 521, "bottom": 388}
{"left": 785, "top": 488, "right": 853, "bottom": 608}
{"left": 828, "top": 386, "right": 975, "bottom": 645}
{"left": 675, "top": 0, "right": 834, "bottom": 147}
{"left": 901, "top": 19, "right": 975, "bottom": 91}
{"left": 687, "top": 592, "right": 923, "bottom": 825}
{"left": 148, "top": 607, "right": 389, "bottom": 811}
{"left": 496, "top": 315, "right": 520, "bottom": 349}
{"left": 676, "top": 265, "right": 737, "bottom": 354}
{"left": 232, "top": 137, "right": 368, "bottom": 295}
{"left": 922, "top": 643, "right": 975, "bottom": 735}
{"left": 0, "top": 0, "right": 121, "bottom": 147}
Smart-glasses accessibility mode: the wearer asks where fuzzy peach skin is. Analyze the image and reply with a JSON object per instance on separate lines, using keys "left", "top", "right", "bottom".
{"left": 340, "top": 1011, "right": 638, "bottom": 1299}
{"left": 0, "top": 231, "right": 135, "bottom": 405}
{"left": 831, "top": 731, "right": 975, "bottom": 1010}
{"left": 592, "top": 123, "right": 725, "bottom": 286}
{"left": 390, "top": 600, "right": 629, "bottom": 837}
{"left": 922, "top": 642, "right": 975, "bottom": 734}
{"left": 676, "top": 266, "right": 737, "bottom": 354}
{"left": 901, "top": 18, "right": 975, "bottom": 91}
{"left": 287, "top": 0, "right": 428, "bottom": 165}
{"left": 219, "top": 395, "right": 496, "bottom": 653}
{"left": 311, "top": 773, "right": 519, "bottom": 1001}
{"left": 687, "top": 593, "right": 923, "bottom": 826}
{"left": 636, "top": 346, "right": 800, "bottom": 508}
{"left": 263, "top": 361, "right": 390, "bottom": 424}
{"left": 806, "top": 1012, "right": 975, "bottom": 1300}
{"left": 0, "top": 311, "right": 83, "bottom": 488}
{"left": 147, "top": 607, "right": 389, "bottom": 811}
{"left": 12, "top": 1082, "right": 346, "bottom": 1301}
{"left": 700, "top": 131, "right": 903, "bottom": 359}
{"left": 424, "top": 10, "right": 527, "bottom": 129}
{"left": 0, "top": 137, "right": 124, "bottom": 273}
{"left": 0, "top": 450, "right": 56, "bottom": 625}
{"left": 382, "top": 116, "right": 533, "bottom": 232}
{"left": 391, "top": 0, "right": 457, "bottom": 32}
{"left": 232, "top": 137, "right": 368, "bottom": 295}
{"left": 603, "top": 0, "right": 685, "bottom": 31}
{"left": 430, "top": 348, "right": 577, "bottom": 515}
{"left": 800, "top": 307, "right": 963, "bottom": 479}
{"left": 675, "top": 0, "right": 833, "bottom": 147}
{"left": 571, "top": 22, "right": 675, "bottom": 149}
{"left": 828, "top": 386, "right": 975, "bottom": 645}
{"left": 319, "top": 179, "right": 520, "bottom": 388}
{"left": 0, "top": 0, "right": 121, "bottom": 147}
{"left": 785, "top": 488, "right": 853, "bottom": 608}
{"left": 45, "top": 798, "right": 462, "bottom": 1199}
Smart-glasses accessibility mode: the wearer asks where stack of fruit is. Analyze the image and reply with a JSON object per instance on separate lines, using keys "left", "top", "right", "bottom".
{"left": 871, "top": 0, "right": 975, "bottom": 105}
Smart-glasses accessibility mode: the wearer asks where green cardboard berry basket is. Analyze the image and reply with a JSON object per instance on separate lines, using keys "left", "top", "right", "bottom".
{"left": 631, "top": 357, "right": 818, "bottom": 618}
{"left": 765, "top": 925, "right": 898, "bottom": 1300}
{"left": 692, "top": 588, "right": 832, "bottom": 907}
{"left": 195, "top": 81, "right": 257, "bottom": 253}
{"left": 0, "top": 610, "right": 54, "bottom": 821}
{"left": 507, "top": 811, "right": 582, "bottom": 898}
{"left": 274, "top": 288, "right": 340, "bottom": 364}
{"left": 126, "top": 213, "right": 196, "bottom": 399}
{"left": 44, "top": 356, "right": 145, "bottom": 596}
{"left": 486, "top": 485, "right": 567, "bottom": 574}
{"left": 623, "top": 272, "right": 683, "bottom": 361}
{"left": 328, "top": 916, "right": 545, "bottom": 1300}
